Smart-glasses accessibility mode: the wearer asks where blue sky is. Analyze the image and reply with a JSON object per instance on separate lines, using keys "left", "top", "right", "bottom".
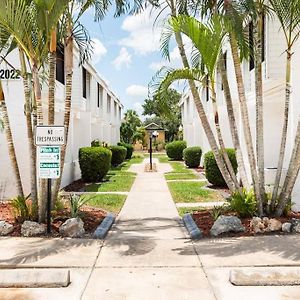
{"left": 80, "top": 7, "right": 183, "bottom": 117}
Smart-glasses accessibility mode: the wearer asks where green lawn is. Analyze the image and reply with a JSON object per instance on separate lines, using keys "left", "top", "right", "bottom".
{"left": 81, "top": 194, "right": 127, "bottom": 214}
{"left": 85, "top": 155, "right": 142, "bottom": 192}
{"left": 177, "top": 206, "right": 206, "bottom": 217}
{"left": 165, "top": 172, "right": 199, "bottom": 181}
{"left": 167, "top": 181, "right": 223, "bottom": 203}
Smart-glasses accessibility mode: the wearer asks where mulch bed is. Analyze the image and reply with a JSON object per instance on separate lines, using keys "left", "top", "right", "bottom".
{"left": 63, "top": 179, "right": 86, "bottom": 192}
{"left": 192, "top": 210, "right": 300, "bottom": 238}
{"left": 0, "top": 201, "right": 106, "bottom": 237}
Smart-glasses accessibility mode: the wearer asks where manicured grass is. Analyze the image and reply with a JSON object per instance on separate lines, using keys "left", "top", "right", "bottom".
{"left": 81, "top": 194, "right": 127, "bottom": 214}
{"left": 165, "top": 172, "right": 199, "bottom": 181}
{"left": 85, "top": 155, "right": 143, "bottom": 192}
{"left": 86, "top": 176, "right": 136, "bottom": 192}
{"left": 167, "top": 181, "right": 223, "bottom": 203}
{"left": 177, "top": 206, "right": 206, "bottom": 217}
{"left": 169, "top": 161, "right": 191, "bottom": 173}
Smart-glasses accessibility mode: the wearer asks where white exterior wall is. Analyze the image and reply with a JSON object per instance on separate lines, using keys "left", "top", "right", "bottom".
{"left": 0, "top": 48, "right": 123, "bottom": 200}
{"left": 180, "top": 16, "right": 300, "bottom": 210}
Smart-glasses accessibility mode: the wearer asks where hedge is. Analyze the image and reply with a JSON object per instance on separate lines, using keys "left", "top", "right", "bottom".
{"left": 204, "top": 149, "right": 237, "bottom": 187}
{"left": 118, "top": 142, "right": 134, "bottom": 159}
{"left": 183, "top": 146, "right": 202, "bottom": 168}
{"left": 110, "top": 145, "right": 127, "bottom": 166}
{"left": 79, "top": 147, "right": 112, "bottom": 182}
{"left": 165, "top": 140, "right": 187, "bottom": 160}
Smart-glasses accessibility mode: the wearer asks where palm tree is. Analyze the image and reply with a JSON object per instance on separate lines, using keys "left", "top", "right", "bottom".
{"left": 267, "top": 0, "right": 300, "bottom": 214}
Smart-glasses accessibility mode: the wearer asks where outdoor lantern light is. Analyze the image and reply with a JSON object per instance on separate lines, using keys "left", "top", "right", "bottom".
{"left": 178, "top": 125, "right": 183, "bottom": 132}
{"left": 152, "top": 130, "right": 159, "bottom": 138}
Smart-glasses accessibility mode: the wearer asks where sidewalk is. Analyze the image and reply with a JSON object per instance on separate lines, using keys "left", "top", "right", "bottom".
{"left": 0, "top": 159, "right": 300, "bottom": 299}
{"left": 82, "top": 158, "right": 216, "bottom": 299}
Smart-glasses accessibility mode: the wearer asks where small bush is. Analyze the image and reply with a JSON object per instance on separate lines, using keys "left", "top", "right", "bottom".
{"left": 11, "top": 195, "right": 37, "bottom": 223}
{"left": 69, "top": 194, "right": 89, "bottom": 218}
{"left": 183, "top": 146, "right": 202, "bottom": 168}
{"left": 110, "top": 145, "right": 127, "bottom": 166}
{"left": 165, "top": 140, "right": 187, "bottom": 160}
{"left": 227, "top": 189, "right": 257, "bottom": 218}
{"left": 118, "top": 142, "right": 134, "bottom": 159}
{"left": 204, "top": 149, "right": 237, "bottom": 186}
{"left": 79, "top": 146, "right": 112, "bottom": 182}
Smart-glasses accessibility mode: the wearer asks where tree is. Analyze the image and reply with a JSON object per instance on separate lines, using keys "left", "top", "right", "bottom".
{"left": 142, "top": 88, "right": 182, "bottom": 142}
{"left": 120, "top": 109, "right": 142, "bottom": 144}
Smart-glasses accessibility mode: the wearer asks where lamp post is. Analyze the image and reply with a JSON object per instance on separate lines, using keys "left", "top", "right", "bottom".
{"left": 149, "top": 130, "right": 159, "bottom": 170}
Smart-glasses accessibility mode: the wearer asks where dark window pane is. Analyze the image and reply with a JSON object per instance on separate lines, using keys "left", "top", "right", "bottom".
{"left": 56, "top": 46, "right": 65, "bottom": 84}
{"left": 82, "top": 67, "right": 86, "bottom": 99}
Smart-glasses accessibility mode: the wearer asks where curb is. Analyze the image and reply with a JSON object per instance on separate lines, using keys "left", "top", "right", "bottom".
{"left": 182, "top": 213, "right": 202, "bottom": 240}
{"left": 93, "top": 213, "right": 116, "bottom": 239}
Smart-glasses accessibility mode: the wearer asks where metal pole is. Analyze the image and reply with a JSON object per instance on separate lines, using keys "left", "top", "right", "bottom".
{"left": 149, "top": 135, "right": 152, "bottom": 170}
{"left": 47, "top": 178, "right": 51, "bottom": 234}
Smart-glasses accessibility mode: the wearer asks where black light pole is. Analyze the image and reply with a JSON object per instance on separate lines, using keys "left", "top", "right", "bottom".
{"left": 149, "top": 134, "right": 153, "bottom": 170}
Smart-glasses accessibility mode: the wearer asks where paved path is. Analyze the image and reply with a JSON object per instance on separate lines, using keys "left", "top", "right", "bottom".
{"left": 1, "top": 159, "right": 300, "bottom": 299}
{"left": 82, "top": 158, "right": 216, "bottom": 299}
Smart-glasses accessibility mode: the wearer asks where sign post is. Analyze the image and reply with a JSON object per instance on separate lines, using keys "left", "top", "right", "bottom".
{"left": 35, "top": 126, "right": 65, "bottom": 234}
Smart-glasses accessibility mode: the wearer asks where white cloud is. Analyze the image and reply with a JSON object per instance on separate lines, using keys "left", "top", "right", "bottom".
{"left": 133, "top": 102, "right": 144, "bottom": 116}
{"left": 119, "top": 8, "right": 163, "bottom": 55}
{"left": 91, "top": 38, "right": 107, "bottom": 63}
{"left": 149, "top": 61, "right": 166, "bottom": 71}
{"left": 112, "top": 47, "right": 132, "bottom": 70}
{"left": 126, "top": 85, "right": 148, "bottom": 98}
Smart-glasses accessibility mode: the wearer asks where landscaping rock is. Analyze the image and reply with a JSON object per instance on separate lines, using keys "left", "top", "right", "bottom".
{"left": 291, "top": 219, "right": 300, "bottom": 233}
{"left": 21, "top": 221, "right": 46, "bottom": 237}
{"left": 59, "top": 217, "right": 85, "bottom": 238}
{"left": 250, "top": 217, "right": 265, "bottom": 234}
{"left": 266, "top": 218, "right": 282, "bottom": 232}
{"left": 210, "top": 215, "right": 245, "bottom": 237}
{"left": 0, "top": 221, "right": 14, "bottom": 236}
{"left": 282, "top": 222, "right": 292, "bottom": 233}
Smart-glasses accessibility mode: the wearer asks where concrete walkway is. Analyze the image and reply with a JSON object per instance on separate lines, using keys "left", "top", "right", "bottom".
{"left": 82, "top": 158, "right": 216, "bottom": 299}
{"left": 1, "top": 159, "right": 300, "bottom": 299}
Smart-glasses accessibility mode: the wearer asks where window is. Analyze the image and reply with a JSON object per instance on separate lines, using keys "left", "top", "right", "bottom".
{"left": 82, "top": 67, "right": 87, "bottom": 98}
{"left": 249, "top": 17, "right": 265, "bottom": 70}
{"left": 206, "top": 76, "right": 210, "bottom": 102}
{"left": 56, "top": 46, "right": 64, "bottom": 84}
{"left": 97, "top": 83, "right": 103, "bottom": 108}
{"left": 249, "top": 21, "right": 255, "bottom": 71}
{"left": 107, "top": 95, "right": 111, "bottom": 114}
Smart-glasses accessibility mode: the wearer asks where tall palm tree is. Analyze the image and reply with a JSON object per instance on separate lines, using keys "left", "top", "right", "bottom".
{"left": 267, "top": 0, "right": 300, "bottom": 213}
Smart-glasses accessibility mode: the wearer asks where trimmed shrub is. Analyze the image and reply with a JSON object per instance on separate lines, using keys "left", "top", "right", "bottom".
{"left": 204, "top": 148, "right": 237, "bottom": 187}
{"left": 79, "top": 147, "right": 112, "bottom": 182}
{"left": 165, "top": 140, "right": 187, "bottom": 160}
{"left": 183, "top": 146, "right": 202, "bottom": 168}
{"left": 110, "top": 145, "right": 127, "bottom": 166}
{"left": 118, "top": 142, "right": 134, "bottom": 159}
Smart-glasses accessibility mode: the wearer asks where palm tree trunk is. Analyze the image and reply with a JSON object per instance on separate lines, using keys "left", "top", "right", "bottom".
{"left": 19, "top": 49, "right": 37, "bottom": 204}
{"left": 48, "top": 30, "right": 57, "bottom": 125}
{"left": 0, "top": 81, "right": 24, "bottom": 197}
{"left": 168, "top": 3, "right": 236, "bottom": 192}
{"left": 271, "top": 48, "right": 292, "bottom": 211}
{"left": 52, "top": 24, "right": 73, "bottom": 204}
{"left": 211, "top": 87, "right": 241, "bottom": 190}
{"left": 254, "top": 16, "right": 266, "bottom": 202}
{"left": 229, "top": 33, "right": 263, "bottom": 215}
{"left": 218, "top": 58, "right": 249, "bottom": 188}
{"left": 275, "top": 116, "right": 300, "bottom": 216}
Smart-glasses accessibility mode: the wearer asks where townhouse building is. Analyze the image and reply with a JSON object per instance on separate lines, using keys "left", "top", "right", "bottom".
{"left": 179, "top": 16, "right": 300, "bottom": 210}
{"left": 0, "top": 47, "right": 122, "bottom": 199}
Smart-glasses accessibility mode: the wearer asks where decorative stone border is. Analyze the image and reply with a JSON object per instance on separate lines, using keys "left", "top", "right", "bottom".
{"left": 182, "top": 213, "right": 202, "bottom": 239}
{"left": 93, "top": 213, "right": 116, "bottom": 239}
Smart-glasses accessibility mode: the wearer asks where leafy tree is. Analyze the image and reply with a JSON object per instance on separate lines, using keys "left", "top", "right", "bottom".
{"left": 142, "top": 88, "right": 182, "bottom": 142}
{"left": 120, "top": 109, "right": 142, "bottom": 144}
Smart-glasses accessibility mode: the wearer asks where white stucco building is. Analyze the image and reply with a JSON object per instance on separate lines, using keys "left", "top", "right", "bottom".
{"left": 180, "top": 16, "right": 300, "bottom": 210}
{"left": 0, "top": 48, "right": 123, "bottom": 200}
